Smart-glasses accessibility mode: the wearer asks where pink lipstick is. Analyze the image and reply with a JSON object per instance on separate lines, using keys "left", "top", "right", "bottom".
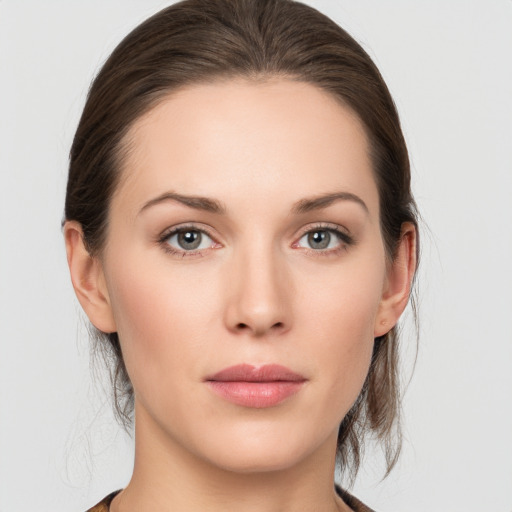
{"left": 205, "top": 364, "right": 306, "bottom": 408}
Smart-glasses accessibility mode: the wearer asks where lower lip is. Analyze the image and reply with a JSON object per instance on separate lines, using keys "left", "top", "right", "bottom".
{"left": 207, "top": 381, "right": 304, "bottom": 408}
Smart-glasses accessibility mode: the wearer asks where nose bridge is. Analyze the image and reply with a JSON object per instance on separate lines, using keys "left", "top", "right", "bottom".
{"left": 225, "top": 235, "right": 291, "bottom": 336}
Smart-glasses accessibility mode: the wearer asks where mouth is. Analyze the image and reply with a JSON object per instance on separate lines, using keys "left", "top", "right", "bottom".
{"left": 205, "top": 364, "right": 306, "bottom": 408}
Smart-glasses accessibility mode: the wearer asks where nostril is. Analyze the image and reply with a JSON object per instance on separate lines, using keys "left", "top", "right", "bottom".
{"left": 234, "top": 321, "right": 285, "bottom": 333}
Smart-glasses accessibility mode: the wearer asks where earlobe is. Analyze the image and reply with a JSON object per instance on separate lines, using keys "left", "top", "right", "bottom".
{"left": 64, "top": 221, "right": 117, "bottom": 333}
{"left": 374, "top": 223, "right": 417, "bottom": 338}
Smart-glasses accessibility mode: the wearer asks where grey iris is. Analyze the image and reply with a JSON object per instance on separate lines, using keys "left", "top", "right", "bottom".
{"left": 308, "top": 231, "right": 330, "bottom": 249}
{"left": 178, "top": 230, "right": 202, "bottom": 250}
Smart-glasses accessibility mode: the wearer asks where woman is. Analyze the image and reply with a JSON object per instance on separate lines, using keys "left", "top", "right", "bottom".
{"left": 63, "top": 0, "right": 418, "bottom": 510}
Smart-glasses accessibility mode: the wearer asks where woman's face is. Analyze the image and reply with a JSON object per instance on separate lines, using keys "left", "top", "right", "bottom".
{"left": 94, "top": 79, "right": 397, "bottom": 472}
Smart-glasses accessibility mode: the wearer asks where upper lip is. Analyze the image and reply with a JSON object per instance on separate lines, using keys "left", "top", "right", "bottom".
{"left": 206, "top": 364, "right": 306, "bottom": 382}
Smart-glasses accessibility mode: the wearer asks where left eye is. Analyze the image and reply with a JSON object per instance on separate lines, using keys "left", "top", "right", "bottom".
{"left": 297, "top": 229, "right": 344, "bottom": 250}
{"left": 165, "top": 229, "right": 215, "bottom": 251}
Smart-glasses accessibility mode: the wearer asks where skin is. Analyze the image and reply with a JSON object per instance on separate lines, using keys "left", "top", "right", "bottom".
{"left": 65, "top": 79, "right": 416, "bottom": 512}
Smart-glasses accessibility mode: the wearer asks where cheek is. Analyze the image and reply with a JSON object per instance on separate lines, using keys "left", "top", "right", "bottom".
{"left": 296, "top": 250, "right": 386, "bottom": 413}
{"left": 103, "top": 251, "right": 218, "bottom": 396}
{"left": 300, "top": 247, "right": 385, "bottom": 343}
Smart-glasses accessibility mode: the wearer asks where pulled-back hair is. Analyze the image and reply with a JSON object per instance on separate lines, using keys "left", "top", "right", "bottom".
{"left": 65, "top": 0, "right": 418, "bottom": 480}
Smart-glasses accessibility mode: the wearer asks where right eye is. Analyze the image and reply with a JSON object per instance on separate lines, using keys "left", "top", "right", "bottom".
{"left": 162, "top": 227, "right": 218, "bottom": 255}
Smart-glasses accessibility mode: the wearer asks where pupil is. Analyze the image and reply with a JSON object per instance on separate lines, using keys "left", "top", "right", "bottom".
{"left": 308, "top": 230, "right": 330, "bottom": 249}
{"left": 178, "top": 230, "right": 201, "bottom": 250}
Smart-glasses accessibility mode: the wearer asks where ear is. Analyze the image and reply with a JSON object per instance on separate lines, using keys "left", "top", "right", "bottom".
{"left": 64, "top": 221, "right": 117, "bottom": 333}
{"left": 374, "top": 222, "right": 417, "bottom": 338}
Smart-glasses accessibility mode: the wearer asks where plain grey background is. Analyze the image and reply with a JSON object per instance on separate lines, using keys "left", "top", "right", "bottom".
{"left": 0, "top": 1, "right": 511, "bottom": 511}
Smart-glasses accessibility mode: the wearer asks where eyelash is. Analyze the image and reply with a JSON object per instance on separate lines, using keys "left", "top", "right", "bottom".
{"left": 157, "top": 223, "right": 354, "bottom": 258}
{"left": 158, "top": 224, "right": 218, "bottom": 257}
{"left": 293, "top": 223, "right": 355, "bottom": 256}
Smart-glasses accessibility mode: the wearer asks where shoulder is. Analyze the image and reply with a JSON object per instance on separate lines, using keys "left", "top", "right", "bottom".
{"left": 336, "top": 485, "right": 376, "bottom": 512}
{"left": 85, "top": 490, "right": 121, "bottom": 512}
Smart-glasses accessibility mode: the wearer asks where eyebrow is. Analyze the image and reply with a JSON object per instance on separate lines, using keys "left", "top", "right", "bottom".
{"left": 291, "top": 192, "right": 369, "bottom": 215}
{"left": 139, "top": 192, "right": 226, "bottom": 215}
{"left": 139, "top": 190, "right": 368, "bottom": 216}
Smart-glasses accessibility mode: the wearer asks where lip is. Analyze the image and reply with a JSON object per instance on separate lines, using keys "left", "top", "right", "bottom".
{"left": 205, "top": 364, "right": 306, "bottom": 408}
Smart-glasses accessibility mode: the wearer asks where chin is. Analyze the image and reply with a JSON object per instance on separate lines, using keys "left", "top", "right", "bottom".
{"left": 195, "top": 426, "right": 332, "bottom": 475}
{"left": 207, "top": 446, "right": 308, "bottom": 474}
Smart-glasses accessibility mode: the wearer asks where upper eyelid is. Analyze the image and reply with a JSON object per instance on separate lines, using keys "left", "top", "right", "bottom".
{"left": 159, "top": 223, "right": 218, "bottom": 241}
{"left": 296, "top": 222, "right": 352, "bottom": 238}
{"left": 301, "top": 222, "right": 345, "bottom": 232}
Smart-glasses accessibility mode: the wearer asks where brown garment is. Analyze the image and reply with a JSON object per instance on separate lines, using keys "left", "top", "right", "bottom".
{"left": 86, "top": 491, "right": 120, "bottom": 512}
{"left": 337, "top": 486, "right": 376, "bottom": 512}
{"left": 86, "top": 487, "right": 376, "bottom": 512}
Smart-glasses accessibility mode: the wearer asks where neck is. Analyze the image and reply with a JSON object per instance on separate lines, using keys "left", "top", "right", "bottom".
{"left": 111, "top": 404, "right": 350, "bottom": 512}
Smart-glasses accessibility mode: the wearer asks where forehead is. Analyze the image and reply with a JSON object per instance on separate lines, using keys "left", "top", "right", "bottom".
{"left": 113, "top": 78, "right": 379, "bottom": 218}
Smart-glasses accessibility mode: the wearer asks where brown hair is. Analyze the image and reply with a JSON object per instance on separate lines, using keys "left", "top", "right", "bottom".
{"left": 65, "top": 0, "right": 418, "bottom": 480}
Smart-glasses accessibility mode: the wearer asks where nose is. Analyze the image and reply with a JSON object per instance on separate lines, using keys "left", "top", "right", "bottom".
{"left": 223, "top": 245, "right": 292, "bottom": 338}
